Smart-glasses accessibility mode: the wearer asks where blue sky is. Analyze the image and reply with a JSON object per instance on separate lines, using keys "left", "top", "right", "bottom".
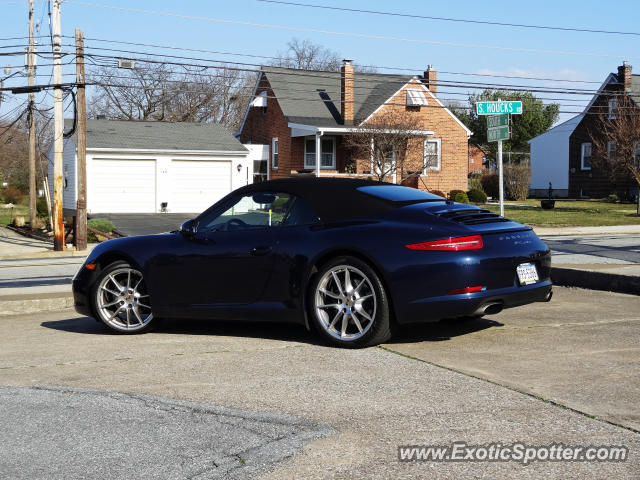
{"left": 2, "top": 0, "right": 640, "bottom": 124}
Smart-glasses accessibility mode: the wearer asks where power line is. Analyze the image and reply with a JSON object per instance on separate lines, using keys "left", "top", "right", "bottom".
{"left": 257, "top": 0, "right": 640, "bottom": 37}
{"left": 76, "top": 51, "right": 629, "bottom": 98}
{"left": 60, "top": 34, "right": 604, "bottom": 85}
{"left": 62, "top": 1, "right": 640, "bottom": 60}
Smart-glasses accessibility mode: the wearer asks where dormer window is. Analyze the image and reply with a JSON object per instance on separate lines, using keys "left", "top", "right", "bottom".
{"left": 406, "top": 89, "right": 428, "bottom": 106}
{"left": 608, "top": 98, "right": 617, "bottom": 119}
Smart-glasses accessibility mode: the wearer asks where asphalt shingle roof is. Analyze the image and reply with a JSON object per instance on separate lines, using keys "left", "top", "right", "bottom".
{"left": 64, "top": 119, "right": 247, "bottom": 152}
{"left": 262, "top": 67, "right": 414, "bottom": 127}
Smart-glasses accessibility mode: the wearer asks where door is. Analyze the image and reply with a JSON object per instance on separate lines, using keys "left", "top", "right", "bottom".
{"left": 89, "top": 158, "right": 156, "bottom": 213}
{"left": 158, "top": 191, "right": 294, "bottom": 314}
{"left": 170, "top": 159, "right": 232, "bottom": 213}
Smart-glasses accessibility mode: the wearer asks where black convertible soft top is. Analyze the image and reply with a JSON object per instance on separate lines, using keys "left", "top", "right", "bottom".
{"left": 235, "top": 177, "right": 397, "bottom": 223}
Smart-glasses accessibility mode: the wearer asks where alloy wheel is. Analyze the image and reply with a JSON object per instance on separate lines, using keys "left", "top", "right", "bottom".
{"left": 314, "top": 265, "right": 377, "bottom": 341}
{"left": 95, "top": 267, "right": 153, "bottom": 332}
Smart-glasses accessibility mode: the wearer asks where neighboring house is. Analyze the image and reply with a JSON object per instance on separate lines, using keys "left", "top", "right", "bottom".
{"left": 529, "top": 62, "right": 639, "bottom": 199}
{"left": 529, "top": 115, "right": 583, "bottom": 198}
{"left": 237, "top": 62, "right": 472, "bottom": 194}
{"left": 47, "top": 119, "right": 252, "bottom": 215}
{"left": 468, "top": 145, "right": 488, "bottom": 174}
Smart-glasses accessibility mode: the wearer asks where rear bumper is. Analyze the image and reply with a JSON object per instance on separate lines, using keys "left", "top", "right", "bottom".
{"left": 397, "top": 280, "right": 552, "bottom": 324}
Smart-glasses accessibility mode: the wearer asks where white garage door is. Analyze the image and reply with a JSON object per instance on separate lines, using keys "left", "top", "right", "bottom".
{"left": 170, "top": 160, "right": 232, "bottom": 213}
{"left": 90, "top": 159, "right": 156, "bottom": 213}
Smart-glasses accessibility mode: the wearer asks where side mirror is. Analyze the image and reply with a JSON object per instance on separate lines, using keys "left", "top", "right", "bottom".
{"left": 180, "top": 219, "right": 196, "bottom": 237}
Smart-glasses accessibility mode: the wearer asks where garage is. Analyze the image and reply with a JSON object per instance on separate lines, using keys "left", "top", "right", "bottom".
{"left": 170, "top": 160, "right": 232, "bottom": 213}
{"left": 49, "top": 119, "right": 250, "bottom": 216}
{"left": 89, "top": 159, "right": 157, "bottom": 213}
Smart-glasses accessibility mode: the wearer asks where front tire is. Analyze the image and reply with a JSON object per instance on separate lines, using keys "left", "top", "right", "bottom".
{"left": 309, "top": 256, "right": 392, "bottom": 348}
{"left": 91, "top": 261, "right": 155, "bottom": 333}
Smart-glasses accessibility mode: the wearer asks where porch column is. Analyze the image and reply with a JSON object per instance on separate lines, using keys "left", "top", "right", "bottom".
{"left": 315, "top": 131, "right": 323, "bottom": 177}
{"left": 369, "top": 136, "right": 374, "bottom": 174}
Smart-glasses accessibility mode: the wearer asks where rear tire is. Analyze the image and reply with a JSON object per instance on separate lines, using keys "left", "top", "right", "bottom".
{"left": 309, "top": 256, "right": 393, "bottom": 348}
{"left": 90, "top": 261, "right": 155, "bottom": 334}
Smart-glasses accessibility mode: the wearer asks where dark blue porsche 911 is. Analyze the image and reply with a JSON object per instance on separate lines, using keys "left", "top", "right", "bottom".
{"left": 72, "top": 177, "right": 552, "bottom": 347}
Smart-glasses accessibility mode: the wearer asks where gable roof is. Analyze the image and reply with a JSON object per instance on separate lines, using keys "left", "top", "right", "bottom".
{"left": 528, "top": 114, "right": 584, "bottom": 145}
{"left": 64, "top": 119, "right": 247, "bottom": 152}
{"left": 262, "top": 66, "right": 413, "bottom": 127}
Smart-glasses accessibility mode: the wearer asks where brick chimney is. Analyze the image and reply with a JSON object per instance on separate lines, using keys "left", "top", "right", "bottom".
{"left": 341, "top": 59, "right": 354, "bottom": 125}
{"left": 618, "top": 61, "right": 632, "bottom": 91}
{"left": 423, "top": 65, "right": 437, "bottom": 95}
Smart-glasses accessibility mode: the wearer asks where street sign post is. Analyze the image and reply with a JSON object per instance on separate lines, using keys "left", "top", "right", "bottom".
{"left": 487, "top": 125, "right": 509, "bottom": 142}
{"left": 478, "top": 102, "right": 523, "bottom": 216}
{"left": 476, "top": 101, "right": 523, "bottom": 115}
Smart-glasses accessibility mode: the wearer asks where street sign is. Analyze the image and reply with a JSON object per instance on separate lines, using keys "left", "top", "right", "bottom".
{"left": 476, "top": 101, "right": 523, "bottom": 115}
{"left": 487, "top": 114, "right": 508, "bottom": 128}
{"left": 487, "top": 125, "right": 509, "bottom": 142}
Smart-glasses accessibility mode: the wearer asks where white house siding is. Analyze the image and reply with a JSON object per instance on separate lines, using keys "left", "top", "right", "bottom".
{"left": 529, "top": 115, "right": 583, "bottom": 198}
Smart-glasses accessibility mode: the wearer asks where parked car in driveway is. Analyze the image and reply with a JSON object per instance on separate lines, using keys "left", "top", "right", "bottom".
{"left": 72, "top": 178, "right": 552, "bottom": 347}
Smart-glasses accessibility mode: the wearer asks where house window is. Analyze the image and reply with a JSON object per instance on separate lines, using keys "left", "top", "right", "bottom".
{"left": 581, "top": 142, "right": 592, "bottom": 170}
{"left": 406, "top": 89, "right": 428, "bottom": 106}
{"left": 424, "top": 138, "right": 441, "bottom": 172}
{"left": 607, "top": 141, "right": 616, "bottom": 162}
{"left": 304, "top": 136, "right": 335, "bottom": 169}
{"left": 272, "top": 138, "right": 278, "bottom": 170}
{"left": 634, "top": 141, "right": 640, "bottom": 168}
{"left": 608, "top": 98, "right": 617, "bottom": 119}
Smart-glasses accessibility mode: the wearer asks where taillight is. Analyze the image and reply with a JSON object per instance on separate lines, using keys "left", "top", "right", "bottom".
{"left": 406, "top": 235, "right": 484, "bottom": 251}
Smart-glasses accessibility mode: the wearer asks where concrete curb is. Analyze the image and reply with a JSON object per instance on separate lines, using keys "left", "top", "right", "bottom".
{"left": 551, "top": 267, "right": 640, "bottom": 296}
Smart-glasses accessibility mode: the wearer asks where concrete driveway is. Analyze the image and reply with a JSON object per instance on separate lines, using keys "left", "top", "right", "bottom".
{"left": 0, "top": 286, "right": 638, "bottom": 479}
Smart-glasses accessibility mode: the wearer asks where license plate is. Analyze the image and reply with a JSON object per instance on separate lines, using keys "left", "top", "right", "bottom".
{"left": 516, "top": 263, "right": 539, "bottom": 285}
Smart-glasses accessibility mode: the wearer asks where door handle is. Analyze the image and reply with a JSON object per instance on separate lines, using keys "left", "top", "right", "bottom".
{"left": 251, "top": 245, "right": 272, "bottom": 256}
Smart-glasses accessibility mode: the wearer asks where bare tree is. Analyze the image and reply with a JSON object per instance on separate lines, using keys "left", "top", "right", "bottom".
{"left": 589, "top": 95, "right": 640, "bottom": 215}
{"left": 88, "top": 62, "right": 254, "bottom": 129}
{"left": 273, "top": 38, "right": 377, "bottom": 73}
{"left": 274, "top": 38, "right": 342, "bottom": 71}
{"left": 343, "top": 109, "right": 426, "bottom": 183}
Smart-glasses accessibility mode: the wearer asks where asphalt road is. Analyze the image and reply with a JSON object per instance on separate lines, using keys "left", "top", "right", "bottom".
{"left": 0, "top": 257, "right": 83, "bottom": 295}
{"left": 99, "top": 213, "right": 196, "bottom": 237}
{"left": 1, "top": 287, "right": 638, "bottom": 479}
{"left": 542, "top": 234, "right": 640, "bottom": 265}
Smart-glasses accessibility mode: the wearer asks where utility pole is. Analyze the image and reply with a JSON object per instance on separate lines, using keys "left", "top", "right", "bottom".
{"left": 51, "top": 0, "right": 64, "bottom": 250}
{"left": 75, "top": 29, "right": 87, "bottom": 250}
{"left": 28, "top": 0, "right": 37, "bottom": 230}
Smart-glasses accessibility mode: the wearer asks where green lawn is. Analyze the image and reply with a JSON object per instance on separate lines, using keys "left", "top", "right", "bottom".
{"left": 0, "top": 204, "right": 29, "bottom": 226}
{"left": 483, "top": 199, "right": 640, "bottom": 227}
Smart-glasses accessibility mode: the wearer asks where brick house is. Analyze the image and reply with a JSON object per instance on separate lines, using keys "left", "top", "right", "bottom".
{"left": 468, "top": 145, "right": 489, "bottom": 174}
{"left": 237, "top": 61, "right": 471, "bottom": 195}
{"left": 569, "top": 62, "right": 639, "bottom": 199}
{"left": 530, "top": 62, "right": 639, "bottom": 199}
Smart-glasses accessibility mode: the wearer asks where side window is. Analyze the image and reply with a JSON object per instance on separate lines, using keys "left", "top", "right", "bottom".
{"left": 282, "top": 197, "right": 320, "bottom": 226}
{"left": 198, "top": 192, "right": 293, "bottom": 232}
